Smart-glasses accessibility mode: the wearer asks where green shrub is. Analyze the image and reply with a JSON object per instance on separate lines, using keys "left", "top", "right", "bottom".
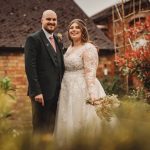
{"left": 0, "top": 77, "right": 16, "bottom": 118}
{"left": 100, "top": 75, "right": 126, "bottom": 96}
{"left": 0, "top": 76, "right": 15, "bottom": 99}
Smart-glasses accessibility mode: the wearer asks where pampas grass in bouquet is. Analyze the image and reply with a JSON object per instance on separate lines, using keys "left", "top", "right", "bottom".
{"left": 86, "top": 94, "right": 120, "bottom": 121}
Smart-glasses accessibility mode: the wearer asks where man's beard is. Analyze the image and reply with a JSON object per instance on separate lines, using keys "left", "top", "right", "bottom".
{"left": 45, "top": 28, "right": 54, "bottom": 34}
{"left": 45, "top": 24, "right": 56, "bottom": 34}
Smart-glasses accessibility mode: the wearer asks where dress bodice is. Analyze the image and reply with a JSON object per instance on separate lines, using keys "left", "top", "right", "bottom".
{"left": 64, "top": 43, "right": 98, "bottom": 71}
{"left": 64, "top": 43, "right": 100, "bottom": 98}
{"left": 64, "top": 45, "right": 84, "bottom": 71}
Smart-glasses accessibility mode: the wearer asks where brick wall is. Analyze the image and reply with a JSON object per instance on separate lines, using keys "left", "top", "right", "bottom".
{"left": 0, "top": 51, "right": 114, "bottom": 99}
{"left": 0, "top": 52, "right": 28, "bottom": 100}
{"left": 97, "top": 55, "right": 115, "bottom": 79}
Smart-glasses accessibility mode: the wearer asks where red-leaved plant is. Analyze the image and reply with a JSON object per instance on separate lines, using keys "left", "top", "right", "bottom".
{"left": 115, "top": 16, "right": 150, "bottom": 90}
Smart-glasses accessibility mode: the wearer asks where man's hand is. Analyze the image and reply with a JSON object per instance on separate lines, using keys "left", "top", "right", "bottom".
{"left": 35, "top": 94, "right": 45, "bottom": 106}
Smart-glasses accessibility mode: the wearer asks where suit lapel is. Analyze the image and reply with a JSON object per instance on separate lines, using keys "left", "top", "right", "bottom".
{"left": 53, "top": 34, "right": 64, "bottom": 61}
{"left": 39, "top": 30, "right": 57, "bottom": 66}
{"left": 53, "top": 35, "right": 63, "bottom": 55}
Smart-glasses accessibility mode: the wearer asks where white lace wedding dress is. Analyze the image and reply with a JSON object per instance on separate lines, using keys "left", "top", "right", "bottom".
{"left": 54, "top": 43, "right": 106, "bottom": 146}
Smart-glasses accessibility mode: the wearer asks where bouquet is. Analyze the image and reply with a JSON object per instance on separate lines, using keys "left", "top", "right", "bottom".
{"left": 86, "top": 94, "right": 120, "bottom": 121}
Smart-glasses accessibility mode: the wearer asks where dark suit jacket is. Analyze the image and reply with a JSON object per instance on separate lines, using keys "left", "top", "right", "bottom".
{"left": 24, "top": 29, "right": 65, "bottom": 100}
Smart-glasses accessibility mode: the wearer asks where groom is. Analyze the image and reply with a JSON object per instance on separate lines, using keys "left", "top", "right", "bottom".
{"left": 24, "top": 10, "right": 64, "bottom": 134}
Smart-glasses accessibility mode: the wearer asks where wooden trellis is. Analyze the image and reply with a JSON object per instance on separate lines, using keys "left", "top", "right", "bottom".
{"left": 112, "top": 0, "right": 150, "bottom": 92}
{"left": 112, "top": 0, "right": 150, "bottom": 55}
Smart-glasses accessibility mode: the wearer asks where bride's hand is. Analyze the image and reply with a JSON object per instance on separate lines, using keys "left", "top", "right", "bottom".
{"left": 90, "top": 96, "right": 101, "bottom": 105}
{"left": 90, "top": 96, "right": 97, "bottom": 105}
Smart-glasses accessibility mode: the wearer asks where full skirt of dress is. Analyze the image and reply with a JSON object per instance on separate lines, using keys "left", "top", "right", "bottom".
{"left": 54, "top": 70, "right": 106, "bottom": 146}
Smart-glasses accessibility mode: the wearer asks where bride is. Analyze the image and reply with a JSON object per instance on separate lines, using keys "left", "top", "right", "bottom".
{"left": 54, "top": 19, "right": 106, "bottom": 146}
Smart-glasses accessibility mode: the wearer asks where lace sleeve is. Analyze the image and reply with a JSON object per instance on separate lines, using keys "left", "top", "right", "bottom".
{"left": 83, "top": 43, "right": 98, "bottom": 98}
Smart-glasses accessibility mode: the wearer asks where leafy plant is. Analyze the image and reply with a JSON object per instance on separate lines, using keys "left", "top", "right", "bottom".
{"left": 115, "top": 16, "right": 150, "bottom": 91}
{"left": 0, "top": 76, "right": 16, "bottom": 118}
{"left": 100, "top": 75, "right": 126, "bottom": 96}
{"left": 0, "top": 76, "right": 15, "bottom": 99}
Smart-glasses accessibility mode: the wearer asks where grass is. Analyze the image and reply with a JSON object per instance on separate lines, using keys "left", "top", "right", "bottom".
{"left": 1, "top": 94, "right": 150, "bottom": 150}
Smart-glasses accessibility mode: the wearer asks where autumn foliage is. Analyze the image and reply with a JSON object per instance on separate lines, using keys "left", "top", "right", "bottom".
{"left": 115, "top": 16, "right": 150, "bottom": 90}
